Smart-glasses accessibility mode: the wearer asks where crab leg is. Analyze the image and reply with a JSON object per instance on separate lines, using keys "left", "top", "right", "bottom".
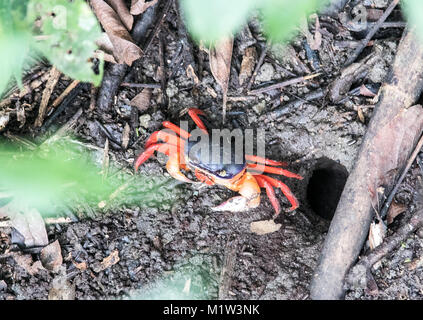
{"left": 245, "top": 155, "right": 287, "bottom": 167}
{"left": 247, "top": 163, "right": 303, "bottom": 180}
{"left": 166, "top": 152, "right": 194, "bottom": 183}
{"left": 145, "top": 130, "right": 185, "bottom": 149}
{"left": 194, "top": 169, "right": 214, "bottom": 186}
{"left": 188, "top": 108, "right": 208, "bottom": 134}
{"left": 254, "top": 175, "right": 281, "bottom": 215}
{"left": 134, "top": 143, "right": 173, "bottom": 171}
{"left": 256, "top": 174, "right": 299, "bottom": 211}
{"left": 162, "top": 121, "right": 191, "bottom": 139}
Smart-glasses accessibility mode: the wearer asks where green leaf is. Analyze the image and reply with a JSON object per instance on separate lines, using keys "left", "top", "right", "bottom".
{"left": 262, "top": 0, "right": 327, "bottom": 43}
{"left": 403, "top": 0, "right": 423, "bottom": 43}
{"left": 181, "top": 0, "right": 258, "bottom": 43}
{"left": 27, "top": 0, "right": 103, "bottom": 86}
{"left": 0, "top": 0, "right": 32, "bottom": 98}
{"left": 181, "top": 0, "right": 328, "bottom": 45}
{"left": 0, "top": 138, "right": 178, "bottom": 215}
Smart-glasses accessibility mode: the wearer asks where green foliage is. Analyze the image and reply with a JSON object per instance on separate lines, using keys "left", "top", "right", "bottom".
{"left": 0, "top": 138, "right": 178, "bottom": 216}
{"left": 403, "top": 0, "right": 423, "bottom": 41}
{"left": 181, "top": 0, "right": 328, "bottom": 44}
{"left": 0, "top": 0, "right": 103, "bottom": 99}
{"left": 27, "top": 0, "right": 103, "bottom": 86}
{"left": 181, "top": 0, "right": 258, "bottom": 43}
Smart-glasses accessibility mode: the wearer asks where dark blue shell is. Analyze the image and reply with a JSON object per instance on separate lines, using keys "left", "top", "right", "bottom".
{"left": 185, "top": 136, "right": 246, "bottom": 180}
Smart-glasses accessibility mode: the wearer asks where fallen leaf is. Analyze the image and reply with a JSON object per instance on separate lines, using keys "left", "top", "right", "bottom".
{"left": 73, "top": 260, "right": 88, "bottom": 271}
{"left": 0, "top": 112, "right": 9, "bottom": 132}
{"left": 250, "top": 219, "right": 282, "bottom": 235}
{"left": 8, "top": 202, "right": 49, "bottom": 248}
{"left": 186, "top": 64, "right": 200, "bottom": 85}
{"left": 308, "top": 14, "right": 322, "bottom": 50}
{"left": 90, "top": 0, "right": 143, "bottom": 66}
{"left": 13, "top": 253, "right": 46, "bottom": 276}
{"left": 209, "top": 36, "right": 233, "bottom": 122}
{"left": 121, "top": 122, "right": 130, "bottom": 149}
{"left": 130, "top": 0, "right": 158, "bottom": 15}
{"left": 239, "top": 46, "right": 257, "bottom": 86}
{"left": 16, "top": 102, "right": 26, "bottom": 128}
{"left": 40, "top": 240, "right": 63, "bottom": 272}
{"left": 34, "top": 66, "right": 62, "bottom": 128}
{"left": 368, "top": 220, "right": 386, "bottom": 250}
{"left": 130, "top": 88, "right": 151, "bottom": 112}
{"left": 360, "top": 84, "right": 377, "bottom": 97}
{"left": 48, "top": 273, "right": 75, "bottom": 300}
{"left": 387, "top": 201, "right": 407, "bottom": 225}
{"left": 93, "top": 249, "right": 120, "bottom": 272}
{"left": 105, "top": 0, "right": 133, "bottom": 30}
{"left": 357, "top": 106, "right": 365, "bottom": 123}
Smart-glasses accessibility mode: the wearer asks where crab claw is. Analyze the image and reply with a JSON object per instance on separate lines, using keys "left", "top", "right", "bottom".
{"left": 166, "top": 153, "right": 194, "bottom": 184}
{"left": 212, "top": 196, "right": 249, "bottom": 212}
{"left": 212, "top": 172, "right": 261, "bottom": 212}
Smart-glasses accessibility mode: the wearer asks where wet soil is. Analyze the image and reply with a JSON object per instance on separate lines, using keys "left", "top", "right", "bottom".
{"left": 1, "top": 2, "right": 423, "bottom": 300}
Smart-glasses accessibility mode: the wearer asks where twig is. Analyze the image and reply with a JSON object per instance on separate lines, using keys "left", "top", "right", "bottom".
{"left": 142, "top": 0, "right": 173, "bottom": 53}
{"left": 380, "top": 133, "right": 423, "bottom": 219}
{"left": 120, "top": 82, "right": 161, "bottom": 89}
{"left": 218, "top": 238, "right": 238, "bottom": 300}
{"left": 94, "top": 120, "right": 122, "bottom": 149}
{"left": 49, "top": 80, "right": 80, "bottom": 111}
{"left": 40, "top": 82, "right": 87, "bottom": 132}
{"left": 248, "top": 73, "right": 320, "bottom": 95}
{"left": 346, "top": 208, "right": 423, "bottom": 289}
{"left": 246, "top": 42, "right": 269, "bottom": 91}
{"left": 159, "top": 33, "right": 168, "bottom": 107}
{"left": 343, "top": 0, "right": 400, "bottom": 67}
{"left": 260, "top": 88, "right": 326, "bottom": 122}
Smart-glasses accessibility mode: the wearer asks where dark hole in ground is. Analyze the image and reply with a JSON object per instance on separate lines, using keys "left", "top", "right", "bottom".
{"left": 306, "top": 157, "right": 348, "bottom": 221}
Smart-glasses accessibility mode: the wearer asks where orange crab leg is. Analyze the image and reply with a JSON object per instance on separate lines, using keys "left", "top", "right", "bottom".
{"left": 188, "top": 108, "right": 208, "bottom": 134}
{"left": 245, "top": 154, "right": 287, "bottom": 167}
{"left": 145, "top": 130, "right": 185, "bottom": 149}
{"left": 256, "top": 174, "right": 299, "bottom": 211}
{"left": 254, "top": 175, "right": 281, "bottom": 215}
{"left": 134, "top": 143, "right": 172, "bottom": 171}
{"left": 194, "top": 169, "right": 214, "bottom": 185}
{"left": 248, "top": 163, "right": 303, "bottom": 180}
{"left": 162, "top": 121, "right": 191, "bottom": 139}
{"left": 166, "top": 153, "right": 193, "bottom": 183}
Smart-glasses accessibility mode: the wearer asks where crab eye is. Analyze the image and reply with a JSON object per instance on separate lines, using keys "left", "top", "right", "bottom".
{"left": 219, "top": 170, "right": 226, "bottom": 176}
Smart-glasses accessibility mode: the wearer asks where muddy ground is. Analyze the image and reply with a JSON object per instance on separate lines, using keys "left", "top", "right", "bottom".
{"left": 1, "top": 1, "right": 423, "bottom": 300}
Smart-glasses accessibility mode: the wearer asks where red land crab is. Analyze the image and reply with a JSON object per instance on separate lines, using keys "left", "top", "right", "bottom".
{"left": 134, "top": 108, "right": 303, "bottom": 215}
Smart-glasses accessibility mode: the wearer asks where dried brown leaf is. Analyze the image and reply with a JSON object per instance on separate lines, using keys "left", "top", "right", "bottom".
{"left": 130, "top": 88, "right": 151, "bottom": 112}
{"left": 239, "top": 46, "right": 257, "bottom": 86}
{"left": 105, "top": 0, "right": 133, "bottom": 30}
{"left": 386, "top": 201, "right": 407, "bottom": 225}
{"left": 368, "top": 220, "right": 386, "bottom": 250}
{"left": 121, "top": 122, "right": 130, "bottom": 149}
{"left": 250, "top": 219, "right": 281, "bottom": 235}
{"left": 40, "top": 240, "right": 63, "bottom": 272}
{"left": 72, "top": 260, "right": 88, "bottom": 271}
{"left": 360, "top": 84, "right": 377, "bottom": 97}
{"left": 34, "top": 66, "right": 61, "bottom": 128}
{"left": 209, "top": 36, "right": 233, "bottom": 121}
{"left": 91, "top": 0, "right": 143, "bottom": 66}
{"left": 13, "top": 253, "right": 46, "bottom": 276}
{"left": 186, "top": 64, "right": 200, "bottom": 85}
{"left": 357, "top": 106, "right": 365, "bottom": 123}
{"left": 100, "top": 249, "right": 120, "bottom": 270}
{"left": 130, "top": 0, "right": 158, "bottom": 15}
